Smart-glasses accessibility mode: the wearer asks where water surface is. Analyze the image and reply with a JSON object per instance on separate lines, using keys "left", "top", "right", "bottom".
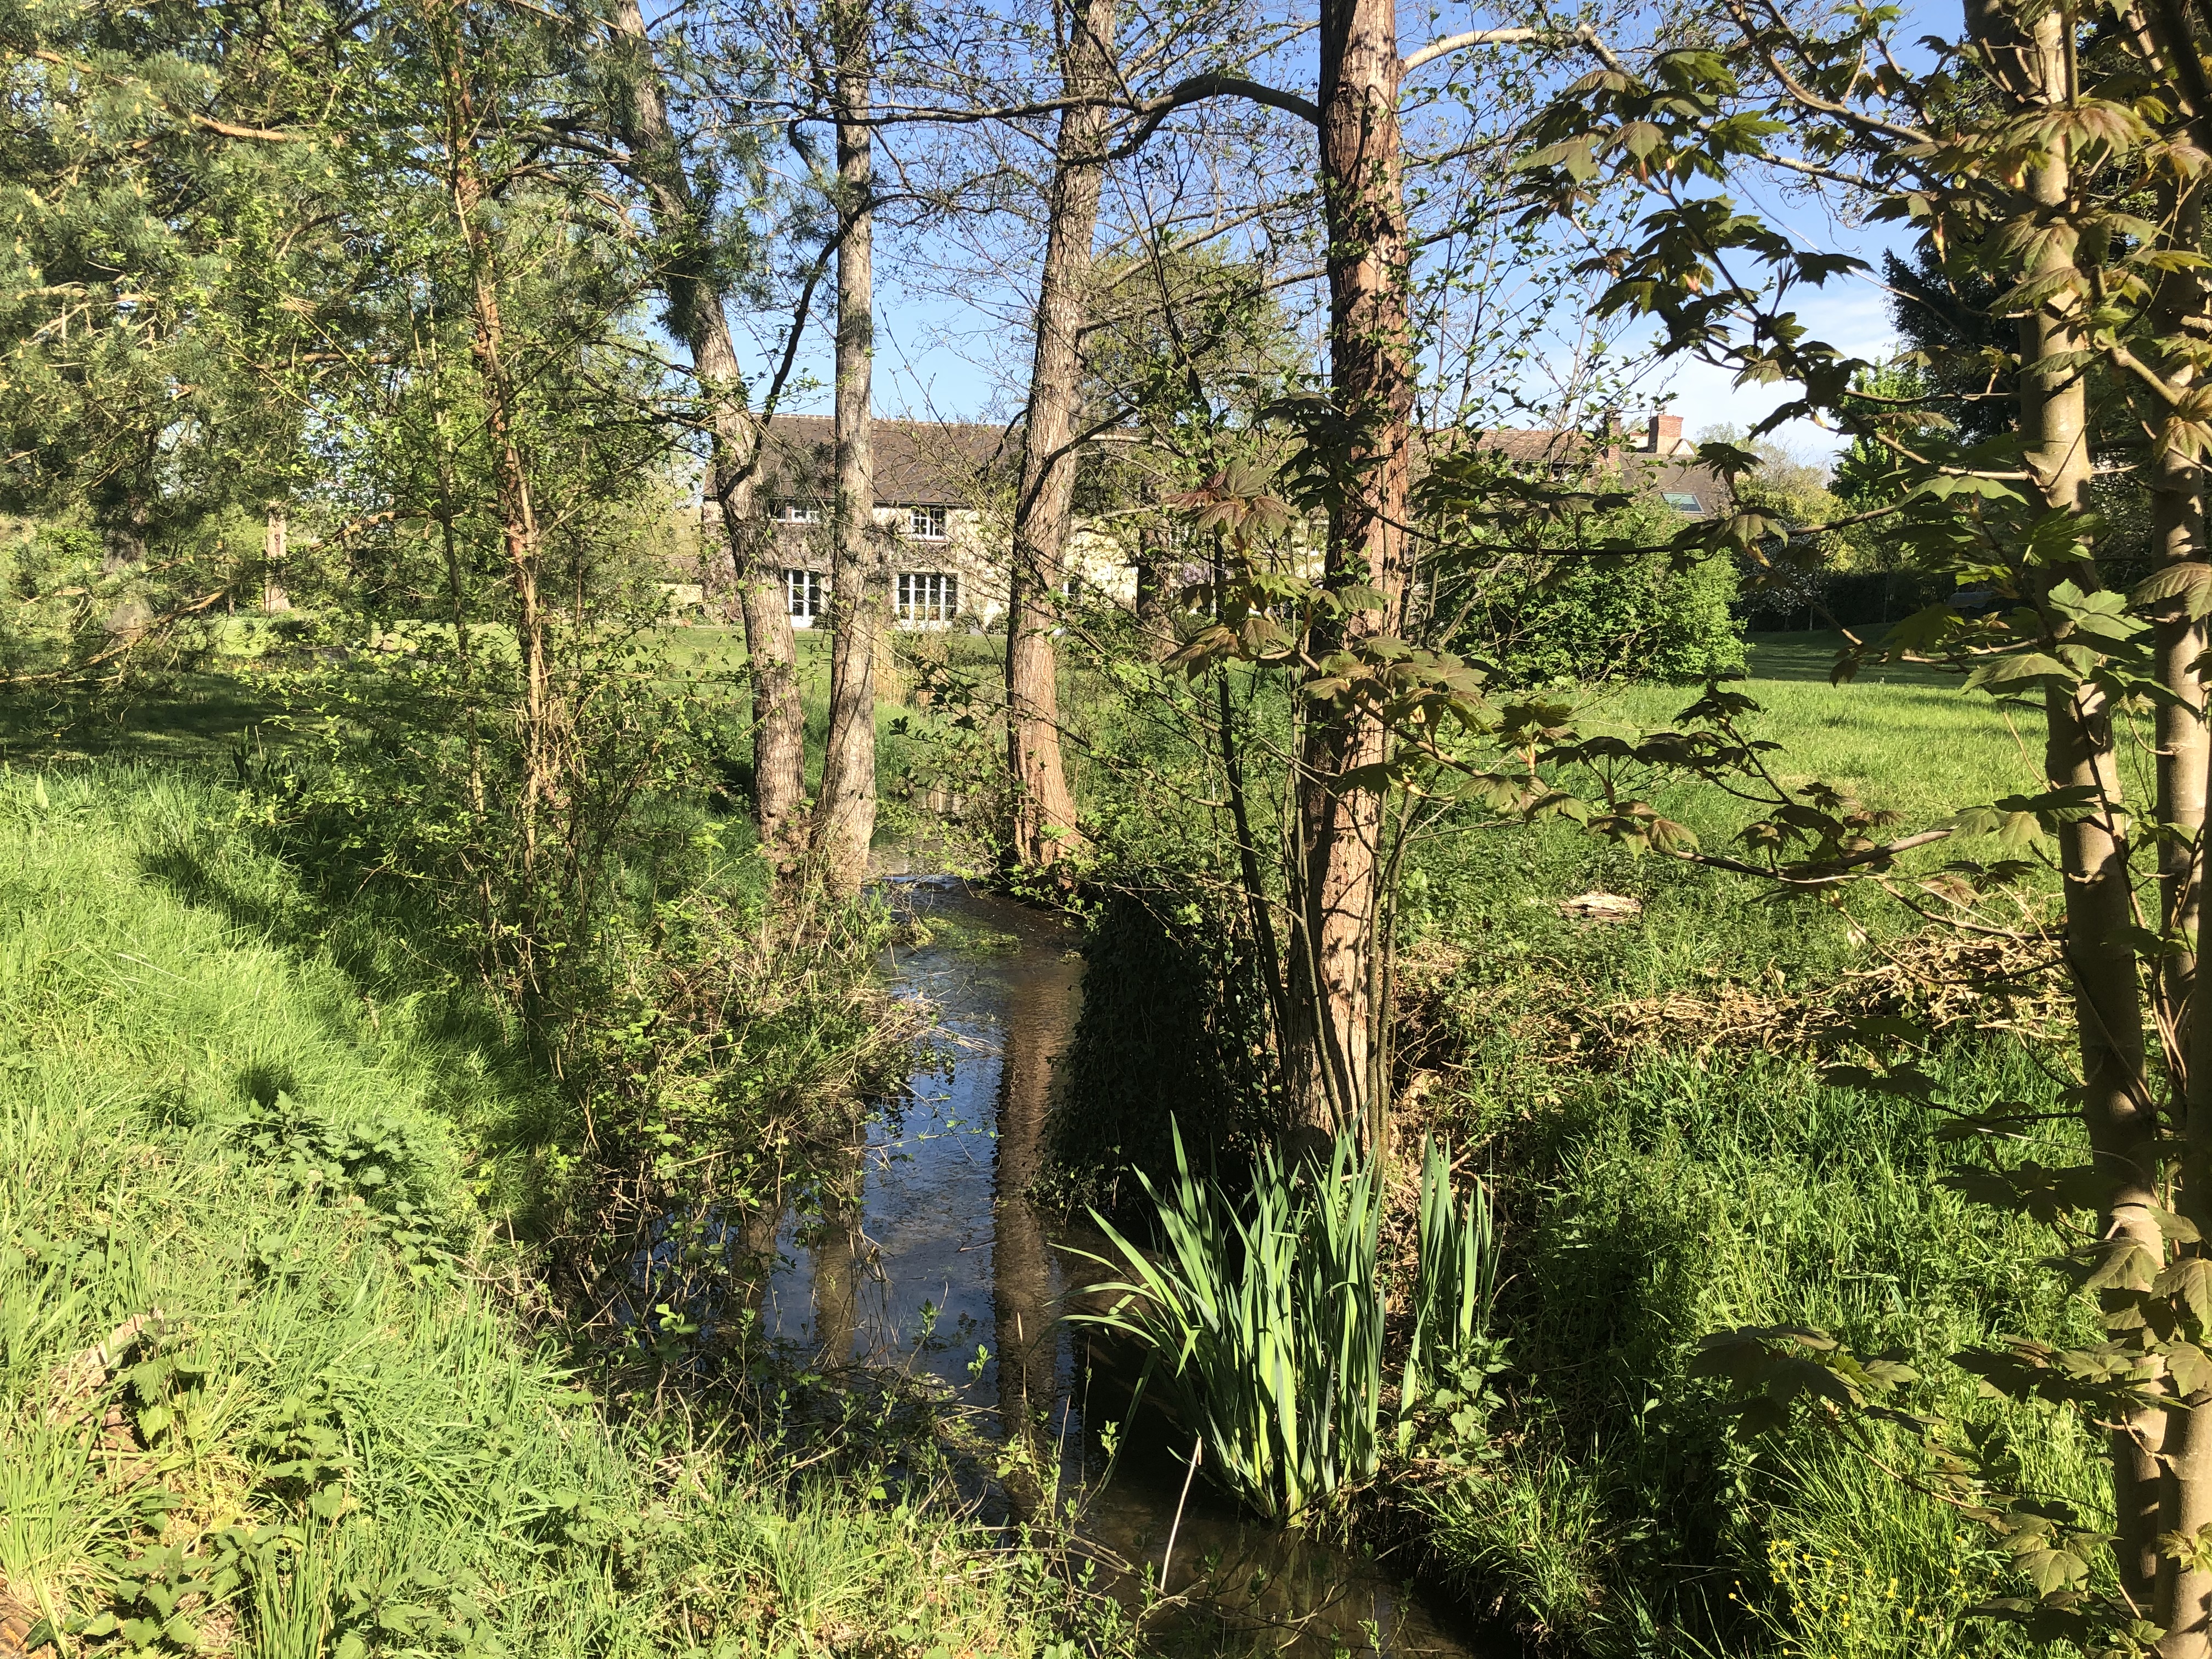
{"left": 762, "top": 880, "right": 1489, "bottom": 1658}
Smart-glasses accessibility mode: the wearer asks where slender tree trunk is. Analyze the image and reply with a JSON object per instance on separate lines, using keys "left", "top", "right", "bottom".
{"left": 99, "top": 460, "right": 153, "bottom": 635}
{"left": 603, "top": 0, "right": 805, "bottom": 846}
{"left": 2152, "top": 183, "right": 2209, "bottom": 1105}
{"left": 812, "top": 0, "right": 881, "bottom": 895}
{"left": 1003, "top": 0, "right": 1118, "bottom": 868}
{"left": 1135, "top": 519, "right": 1173, "bottom": 661}
{"left": 1971, "top": 0, "right": 2164, "bottom": 1616}
{"left": 2138, "top": 20, "right": 2212, "bottom": 1647}
{"left": 261, "top": 504, "right": 292, "bottom": 613}
{"left": 1282, "top": 0, "right": 1412, "bottom": 1135}
{"left": 437, "top": 10, "right": 563, "bottom": 889}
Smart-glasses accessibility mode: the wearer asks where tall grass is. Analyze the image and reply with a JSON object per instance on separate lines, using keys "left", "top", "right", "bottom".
{"left": 0, "top": 765, "right": 1098, "bottom": 1657}
{"left": 1082, "top": 1123, "right": 1498, "bottom": 1525}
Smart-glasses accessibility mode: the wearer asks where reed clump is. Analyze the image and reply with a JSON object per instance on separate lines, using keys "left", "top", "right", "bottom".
{"left": 1081, "top": 1122, "right": 1498, "bottom": 1523}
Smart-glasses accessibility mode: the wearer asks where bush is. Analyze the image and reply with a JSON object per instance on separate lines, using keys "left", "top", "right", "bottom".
{"left": 1457, "top": 501, "right": 1746, "bottom": 689}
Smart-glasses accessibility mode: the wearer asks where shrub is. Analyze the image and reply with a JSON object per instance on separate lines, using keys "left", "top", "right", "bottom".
{"left": 1456, "top": 501, "right": 1745, "bottom": 689}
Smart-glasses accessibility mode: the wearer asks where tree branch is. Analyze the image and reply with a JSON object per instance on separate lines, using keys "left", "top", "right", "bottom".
{"left": 1400, "top": 24, "right": 1622, "bottom": 76}
{"left": 1108, "top": 72, "right": 1321, "bottom": 158}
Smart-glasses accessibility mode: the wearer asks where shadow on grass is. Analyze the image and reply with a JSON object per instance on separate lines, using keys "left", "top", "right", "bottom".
{"left": 0, "top": 674, "right": 289, "bottom": 763}
{"left": 132, "top": 819, "right": 578, "bottom": 1244}
{"left": 1744, "top": 628, "right": 1966, "bottom": 687}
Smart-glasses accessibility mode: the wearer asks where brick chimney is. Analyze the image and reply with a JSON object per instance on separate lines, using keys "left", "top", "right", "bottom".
{"left": 1644, "top": 413, "right": 1685, "bottom": 454}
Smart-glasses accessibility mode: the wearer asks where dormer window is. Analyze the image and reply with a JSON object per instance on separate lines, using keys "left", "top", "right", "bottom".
{"left": 907, "top": 505, "right": 947, "bottom": 540}
{"left": 774, "top": 500, "right": 821, "bottom": 523}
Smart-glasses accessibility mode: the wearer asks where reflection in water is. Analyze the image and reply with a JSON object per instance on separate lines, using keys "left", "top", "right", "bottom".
{"left": 990, "top": 923, "right": 1080, "bottom": 1516}
{"left": 760, "top": 882, "right": 1486, "bottom": 1658}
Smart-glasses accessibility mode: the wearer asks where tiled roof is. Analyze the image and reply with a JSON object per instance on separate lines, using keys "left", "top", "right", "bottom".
{"left": 749, "top": 415, "right": 1728, "bottom": 515}
{"left": 755, "top": 416, "right": 1013, "bottom": 507}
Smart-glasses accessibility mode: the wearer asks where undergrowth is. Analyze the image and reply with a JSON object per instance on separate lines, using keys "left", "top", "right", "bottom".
{"left": 1057, "top": 662, "right": 2103, "bottom": 1657}
{"left": 0, "top": 764, "right": 1110, "bottom": 1657}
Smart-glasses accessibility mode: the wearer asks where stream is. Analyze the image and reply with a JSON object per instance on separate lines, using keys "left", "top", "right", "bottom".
{"left": 758, "top": 879, "right": 1489, "bottom": 1658}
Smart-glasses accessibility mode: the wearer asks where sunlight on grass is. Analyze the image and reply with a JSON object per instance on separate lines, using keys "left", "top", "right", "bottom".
{"left": 0, "top": 766, "right": 1088, "bottom": 1658}
{"left": 1596, "top": 633, "right": 2036, "bottom": 829}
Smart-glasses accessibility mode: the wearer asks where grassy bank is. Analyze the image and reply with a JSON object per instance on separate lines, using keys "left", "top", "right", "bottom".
{"left": 0, "top": 765, "right": 1095, "bottom": 1657}
{"left": 0, "top": 623, "right": 2091, "bottom": 1657}
{"left": 1055, "top": 630, "right": 2099, "bottom": 1656}
{"left": 1389, "top": 649, "right": 2095, "bottom": 1654}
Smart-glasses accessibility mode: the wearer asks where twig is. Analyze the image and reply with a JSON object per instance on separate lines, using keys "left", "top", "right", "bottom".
{"left": 1159, "top": 1435, "right": 1203, "bottom": 1594}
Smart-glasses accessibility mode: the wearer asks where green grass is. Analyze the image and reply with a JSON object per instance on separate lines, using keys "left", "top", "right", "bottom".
{"left": 0, "top": 625, "right": 2102, "bottom": 1658}
{"left": 1048, "top": 626, "right": 2107, "bottom": 1654}
{"left": 1411, "top": 1043, "right": 2100, "bottom": 1657}
{"left": 1742, "top": 628, "right": 1957, "bottom": 686}
{"left": 1380, "top": 647, "right": 2104, "bottom": 1653}
{"left": 0, "top": 765, "right": 1097, "bottom": 1657}
{"left": 1609, "top": 633, "right": 2035, "bottom": 830}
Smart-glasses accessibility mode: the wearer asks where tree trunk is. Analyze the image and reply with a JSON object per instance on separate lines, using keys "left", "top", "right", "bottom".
{"left": 261, "top": 504, "right": 292, "bottom": 613}
{"left": 2128, "top": 13, "right": 2212, "bottom": 1648}
{"left": 603, "top": 0, "right": 805, "bottom": 847}
{"left": 1282, "top": 0, "right": 1412, "bottom": 1136}
{"left": 1135, "top": 518, "right": 1174, "bottom": 661}
{"left": 2151, "top": 182, "right": 2209, "bottom": 1114}
{"left": 1971, "top": 0, "right": 2165, "bottom": 1618}
{"left": 811, "top": 0, "right": 881, "bottom": 896}
{"left": 437, "top": 16, "right": 563, "bottom": 887}
{"left": 98, "top": 461, "right": 153, "bottom": 635}
{"left": 1002, "top": 0, "right": 1118, "bottom": 868}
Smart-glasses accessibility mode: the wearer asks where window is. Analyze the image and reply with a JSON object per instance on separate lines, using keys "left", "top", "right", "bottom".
{"left": 774, "top": 500, "right": 821, "bottom": 523}
{"left": 907, "top": 505, "right": 947, "bottom": 540}
{"left": 897, "top": 572, "right": 957, "bottom": 623}
{"left": 1661, "top": 490, "right": 1703, "bottom": 514}
{"left": 783, "top": 568, "right": 823, "bottom": 620}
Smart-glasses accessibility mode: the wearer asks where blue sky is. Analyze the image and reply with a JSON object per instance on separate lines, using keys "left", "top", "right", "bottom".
{"left": 730, "top": 12, "right": 1928, "bottom": 467}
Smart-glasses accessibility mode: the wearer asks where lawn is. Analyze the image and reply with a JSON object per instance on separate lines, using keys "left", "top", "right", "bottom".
{"left": 1609, "top": 630, "right": 2037, "bottom": 827}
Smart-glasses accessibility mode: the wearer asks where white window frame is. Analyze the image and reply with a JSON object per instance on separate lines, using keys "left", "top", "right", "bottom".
{"left": 783, "top": 568, "right": 823, "bottom": 619}
{"left": 774, "top": 500, "right": 822, "bottom": 523}
{"left": 907, "top": 505, "right": 948, "bottom": 540}
{"left": 896, "top": 571, "right": 957, "bottom": 624}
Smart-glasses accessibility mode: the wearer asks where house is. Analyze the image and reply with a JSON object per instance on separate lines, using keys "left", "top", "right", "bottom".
{"left": 1465, "top": 413, "right": 1727, "bottom": 517}
{"left": 678, "top": 411, "right": 1726, "bottom": 627}
{"left": 687, "top": 417, "right": 1139, "bottom": 629}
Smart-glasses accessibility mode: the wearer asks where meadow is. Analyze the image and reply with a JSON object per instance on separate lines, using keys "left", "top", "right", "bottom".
{"left": 0, "top": 627, "right": 2094, "bottom": 1658}
{"left": 1381, "top": 636, "right": 2097, "bottom": 1655}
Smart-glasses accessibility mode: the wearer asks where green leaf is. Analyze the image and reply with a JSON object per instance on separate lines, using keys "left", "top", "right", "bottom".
{"left": 1963, "top": 652, "right": 2075, "bottom": 692}
{"left": 2164, "top": 1341, "right": 2212, "bottom": 1396}
{"left": 2157, "top": 1257, "right": 2212, "bottom": 1328}
{"left": 2135, "top": 561, "right": 2212, "bottom": 618}
{"left": 2086, "top": 1237, "right": 2161, "bottom": 1293}
{"left": 2018, "top": 1547, "right": 2089, "bottom": 1596}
